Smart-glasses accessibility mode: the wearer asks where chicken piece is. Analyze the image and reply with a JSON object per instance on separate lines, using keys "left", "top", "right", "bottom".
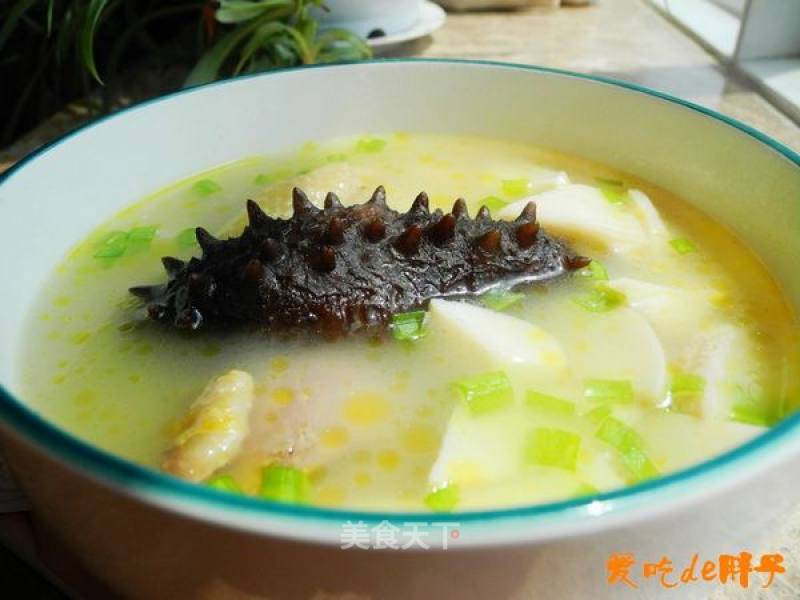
{"left": 163, "top": 369, "right": 254, "bottom": 482}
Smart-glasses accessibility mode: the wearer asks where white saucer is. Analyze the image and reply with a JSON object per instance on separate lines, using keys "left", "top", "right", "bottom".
{"left": 367, "top": 1, "right": 447, "bottom": 51}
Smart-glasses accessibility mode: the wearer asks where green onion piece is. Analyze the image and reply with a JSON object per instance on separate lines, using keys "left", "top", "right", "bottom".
{"left": 578, "top": 260, "right": 609, "bottom": 281}
{"left": 424, "top": 484, "right": 459, "bottom": 512}
{"left": 600, "top": 186, "right": 629, "bottom": 205}
{"left": 355, "top": 137, "right": 386, "bottom": 153}
{"left": 729, "top": 403, "right": 777, "bottom": 427}
{"left": 501, "top": 178, "right": 530, "bottom": 198}
{"left": 176, "top": 227, "right": 199, "bottom": 248}
{"left": 453, "top": 371, "right": 514, "bottom": 416}
{"left": 594, "top": 417, "right": 658, "bottom": 481}
{"left": 254, "top": 173, "right": 273, "bottom": 185}
{"left": 128, "top": 225, "right": 158, "bottom": 243}
{"left": 94, "top": 230, "right": 129, "bottom": 258}
{"left": 478, "top": 195, "right": 507, "bottom": 212}
{"left": 620, "top": 446, "right": 659, "bottom": 481}
{"left": 98, "top": 230, "right": 129, "bottom": 247}
{"left": 595, "top": 416, "right": 642, "bottom": 449}
{"left": 207, "top": 474, "right": 242, "bottom": 494}
{"left": 668, "top": 373, "right": 705, "bottom": 415}
{"left": 670, "top": 373, "right": 706, "bottom": 395}
{"left": 259, "top": 465, "right": 310, "bottom": 503}
{"left": 584, "top": 379, "right": 634, "bottom": 404}
{"left": 585, "top": 405, "right": 613, "bottom": 424}
{"left": 595, "top": 176, "right": 624, "bottom": 187}
{"left": 524, "top": 428, "right": 581, "bottom": 471}
{"left": 575, "top": 482, "right": 600, "bottom": 496}
{"left": 391, "top": 310, "right": 427, "bottom": 341}
{"left": 669, "top": 237, "right": 697, "bottom": 255}
{"left": 572, "top": 284, "right": 626, "bottom": 312}
{"left": 525, "top": 390, "right": 576, "bottom": 417}
{"left": 192, "top": 179, "right": 222, "bottom": 197}
{"left": 480, "top": 289, "right": 525, "bottom": 311}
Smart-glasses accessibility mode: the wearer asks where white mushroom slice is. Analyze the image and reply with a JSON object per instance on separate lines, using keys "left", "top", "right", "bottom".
{"left": 163, "top": 370, "right": 254, "bottom": 482}
{"left": 628, "top": 189, "right": 668, "bottom": 236}
{"left": 681, "top": 324, "right": 761, "bottom": 420}
{"left": 427, "top": 299, "right": 566, "bottom": 371}
{"left": 429, "top": 404, "right": 630, "bottom": 493}
{"left": 498, "top": 184, "right": 648, "bottom": 253}
{"left": 635, "top": 409, "right": 764, "bottom": 470}
{"left": 429, "top": 404, "right": 528, "bottom": 487}
{"left": 544, "top": 306, "right": 669, "bottom": 405}
{"left": 608, "top": 278, "right": 716, "bottom": 355}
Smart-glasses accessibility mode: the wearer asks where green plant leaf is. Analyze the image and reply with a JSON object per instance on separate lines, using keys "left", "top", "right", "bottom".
{"left": 80, "top": 0, "right": 114, "bottom": 83}
{"left": 216, "top": 0, "right": 291, "bottom": 24}
{"left": 185, "top": 8, "right": 290, "bottom": 86}
{"left": 0, "top": 0, "right": 37, "bottom": 51}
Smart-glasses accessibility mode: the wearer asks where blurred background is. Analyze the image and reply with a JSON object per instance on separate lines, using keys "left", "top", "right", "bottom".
{"left": 2, "top": 0, "right": 798, "bottom": 163}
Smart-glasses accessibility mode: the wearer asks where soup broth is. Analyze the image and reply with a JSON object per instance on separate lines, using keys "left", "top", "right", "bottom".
{"left": 21, "top": 133, "right": 800, "bottom": 511}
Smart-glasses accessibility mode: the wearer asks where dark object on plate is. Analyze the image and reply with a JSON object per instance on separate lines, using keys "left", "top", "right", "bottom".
{"left": 132, "top": 186, "right": 587, "bottom": 336}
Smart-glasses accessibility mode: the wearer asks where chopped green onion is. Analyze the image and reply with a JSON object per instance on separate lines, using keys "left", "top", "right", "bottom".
{"left": 207, "top": 474, "right": 242, "bottom": 494}
{"left": 501, "top": 178, "right": 530, "bottom": 198}
{"left": 128, "top": 225, "right": 158, "bottom": 243}
{"left": 525, "top": 390, "right": 576, "bottom": 417}
{"left": 585, "top": 405, "right": 613, "bottom": 424}
{"left": 670, "top": 373, "right": 706, "bottom": 395}
{"left": 94, "top": 230, "right": 129, "bottom": 258}
{"left": 729, "top": 403, "right": 777, "bottom": 427}
{"left": 572, "top": 284, "right": 626, "bottom": 312}
{"left": 98, "top": 230, "right": 129, "bottom": 246}
{"left": 668, "top": 373, "right": 705, "bottom": 416}
{"left": 453, "top": 371, "right": 514, "bottom": 416}
{"left": 600, "top": 187, "right": 629, "bottom": 205}
{"left": 669, "top": 237, "right": 697, "bottom": 255}
{"left": 391, "top": 310, "right": 427, "bottom": 341}
{"left": 584, "top": 379, "right": 634, "bottom": 404}
{"left": 480, "top": 289, "right": 525, "bottom": 311}
{"left": 254, "top": 173, "right": 273, "bottom": 185}
{"left": 595, "top": 176, "right": 624, "bottom": 187}
{"left": 594, "top": 417, "right": 658, "bottom": 481}
{"left": 574, "top": 482, "right": 600, "bottom": 497}
{"left": 176, "top": 227, "right": 199, "bottom": 247}
{"left": 192, "top": 179, "right": 222, "bottom": 197}
{"left": 355, "top": 137, "right": 386, "bottom": 153}
{"left": 424, "top": 484, "right": 459, "bottom": 512}
{"left": 578, "top": 260, "right": 609, "bottom": 281}
{"left": 478, "top": 195, "right": 507, "bottom": 212}
{"left": 595, "top": 416, "right": 642, "bottom": 449}
{"left": 259, "top": 465, "right": 310, "bottom": 503}
{"left": 620, "top": 446, "right": 659, "bottom": 481}
{"left": 524, "top": 428, "right": 581, "bottom": 471}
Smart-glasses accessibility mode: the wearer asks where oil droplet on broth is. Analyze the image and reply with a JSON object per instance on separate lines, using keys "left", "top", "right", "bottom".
{"left": 343, "top": 392, "right": 391, "bottom": 426}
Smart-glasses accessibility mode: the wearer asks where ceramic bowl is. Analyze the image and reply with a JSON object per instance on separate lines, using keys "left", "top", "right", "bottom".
{"left": 1, "top": 60, "right": 799, "bottom": 599}
{"left": 313, "top": 0, "right": 421, "bottom": 38}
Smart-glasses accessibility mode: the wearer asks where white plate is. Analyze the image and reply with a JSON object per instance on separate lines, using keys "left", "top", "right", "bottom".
{"left": 367, "top": 1, "right": 447, "bottom": 51}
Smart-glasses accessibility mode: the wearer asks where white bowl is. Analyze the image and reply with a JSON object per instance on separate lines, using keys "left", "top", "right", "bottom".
{"left": 313, "top": 0, "right": 422, "bottom": 37}
{"left": 0, "top": 60, "right": 798, "bottom": 599}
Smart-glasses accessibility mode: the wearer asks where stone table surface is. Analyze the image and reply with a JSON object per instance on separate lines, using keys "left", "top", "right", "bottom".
{"left": 414, "top": 0, "right": 800, "bottom": 151}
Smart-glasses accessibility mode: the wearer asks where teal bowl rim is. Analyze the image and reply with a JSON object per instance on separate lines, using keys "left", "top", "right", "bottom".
{"left": 1, "top": 58, "right": 798, "bottom": 528}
